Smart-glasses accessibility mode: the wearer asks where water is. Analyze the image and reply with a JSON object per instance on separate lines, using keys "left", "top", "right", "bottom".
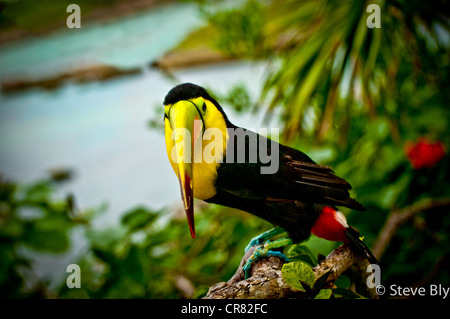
{"left": 0, "top": 2, "right": 204, "bottom": 80}
{"left": 0, "top": 3, "right": 269, "bottom": 287}
{"left": 0, "top": 2, "right": 269, "bottom": 226}
{"left": 0, "top": 62, "right": 269, "bottom": 227}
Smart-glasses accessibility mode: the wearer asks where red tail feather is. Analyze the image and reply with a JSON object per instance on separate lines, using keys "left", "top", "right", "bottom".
{"left": 311, "top": 206, "right": 350, "bottom": 243}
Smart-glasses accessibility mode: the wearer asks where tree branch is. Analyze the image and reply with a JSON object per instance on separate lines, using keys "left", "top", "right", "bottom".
{"left": 204, "top": 197, "right": 450, "bottom": 299}
{"left": 204, "top": 243, "right": 376, "bottom": 299}
{"left": 372, "top": 198, "right": 450, "bottom": 259}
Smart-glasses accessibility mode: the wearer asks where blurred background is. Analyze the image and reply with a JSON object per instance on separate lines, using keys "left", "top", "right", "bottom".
{"left": 0, "top": 0, "right": 449, "bottom": 298}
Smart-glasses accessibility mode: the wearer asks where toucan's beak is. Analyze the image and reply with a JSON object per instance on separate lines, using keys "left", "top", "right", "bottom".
{"left": 168, "top": 101, "right": 203, "bottom": 238}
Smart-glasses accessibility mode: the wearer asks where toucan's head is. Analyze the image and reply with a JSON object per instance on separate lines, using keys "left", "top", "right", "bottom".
{"left": 163, "top": 83, "right": 230, "bottom": 238}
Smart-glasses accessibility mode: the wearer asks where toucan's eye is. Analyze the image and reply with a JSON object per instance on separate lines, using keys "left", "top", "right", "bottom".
{"left": 164, "top": 104, "right": 172, "bottom": 120}
{"left": 202, "top": 102, "right": 206, "bottom": 112}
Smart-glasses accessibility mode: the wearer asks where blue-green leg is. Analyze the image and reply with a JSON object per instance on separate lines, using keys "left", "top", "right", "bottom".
{"left": 243, "top": 228, "right": 293, "bottom": 279}
{"left": 244, "top": 227, "right": 285, "bottom": 252}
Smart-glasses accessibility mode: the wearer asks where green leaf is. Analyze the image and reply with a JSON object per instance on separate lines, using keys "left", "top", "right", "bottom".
{"left": 123, "top": 246, "right": 146, "bottom": 283}
{"left": 104, "top": 277, "right": 146, "bottom": 299}
{"left": 0, "top": 218, "right": 24, "bottom": 239}
{"left": 24, "top": 181, "right": 53, "bottom": 202}
{"left": 312, "top": 268, "right": 332, "bottom": 294}
{"left": 299, "top": 280, "right": 313, "bottom": 294}
{"left": 92, "top": 247, "right": 119, "bottom": 268}
{"left": 286, "top": 243, "right": 317, "bottom": 266}
{"left": 22, "top": 229, "right": 68, "bottom": 252}
{"left": 121, "top": 207, "right": 157, "bottom": 233}
{"left": 379, "top": 173, "right": 411, "bottom": 209}
{"left": 332, "top": 287, "right": 363, "bottom": 299}
{"left": 86, "top": 228, "right": 126, "bottom": 251}
{"left": 281, "top": 261, "right": 316, "bottom": 292}
{"left": 314, "top": 288, "right": 332, "bottom": 299}
{"left": 34, "top": 214, "right": 71, "bottom": 232}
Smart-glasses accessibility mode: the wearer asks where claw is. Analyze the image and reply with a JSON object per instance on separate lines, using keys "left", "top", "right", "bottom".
{"left": 244, "top": 238, "right": 263, "bottom": 253}
{"left": 244, "top": 227, "right": 285, "bottom": 252}
{"left": 243, "top": 237, "right": 293, "bottom": 279}
{"left": 242, "top": 228, "right": 293, "bottom": 279}
{"left": 243, "top": 245, "right": 289, "bottom": 279}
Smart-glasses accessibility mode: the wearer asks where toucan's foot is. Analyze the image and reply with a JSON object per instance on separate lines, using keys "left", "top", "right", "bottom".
{"left": 244, "top": 227, "right": 285, "bottom": 252}
{"left": 243, "top": 235, "right": 293, "bottom": 279}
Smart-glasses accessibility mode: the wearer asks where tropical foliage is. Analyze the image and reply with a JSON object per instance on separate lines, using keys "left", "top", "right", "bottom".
{"left": 200, "top": 0, "right": 450, "bottom": 295}
{"left": 1, "top": 0, "right": 449, "bottom": 299}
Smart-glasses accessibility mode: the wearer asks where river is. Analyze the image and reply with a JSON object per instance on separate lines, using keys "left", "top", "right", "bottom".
{"left": 0, "top": 2, "right": 269, "bottom": 287}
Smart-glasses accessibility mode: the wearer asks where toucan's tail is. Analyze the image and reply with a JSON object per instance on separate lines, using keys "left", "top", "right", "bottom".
{"left": 345, "top": 227, "right": 379, "bottom": 265}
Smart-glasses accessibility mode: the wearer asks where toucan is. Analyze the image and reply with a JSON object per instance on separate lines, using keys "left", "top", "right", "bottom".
{"left": 163, "top": 83, "right": 378, "bottom": 276}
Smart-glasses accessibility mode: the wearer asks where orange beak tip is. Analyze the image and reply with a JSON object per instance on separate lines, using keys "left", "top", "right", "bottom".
{"left": 186, "top": 205, "right": 195, "bottom": 239}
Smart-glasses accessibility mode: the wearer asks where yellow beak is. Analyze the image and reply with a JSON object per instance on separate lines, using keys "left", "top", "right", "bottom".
{"left": 167, "top": 101, "right": 203, "bottom": 238}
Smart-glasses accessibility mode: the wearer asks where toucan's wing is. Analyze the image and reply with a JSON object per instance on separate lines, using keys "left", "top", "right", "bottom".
{"left": 271, "top": 144, "right": 365, "bottom": 211}
{"left": 216, "top": 131, "right": 365, "bottom": 211}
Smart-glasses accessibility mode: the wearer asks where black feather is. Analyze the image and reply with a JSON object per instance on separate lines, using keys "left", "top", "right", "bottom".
{"left": 163, "top": 83, "right": 232, "bottom": 125}
{"left": 345, "top": 227, "right": 379, "bottom": 265}
{"left": 166, "top": 83, "right": 367, "bottom": 241}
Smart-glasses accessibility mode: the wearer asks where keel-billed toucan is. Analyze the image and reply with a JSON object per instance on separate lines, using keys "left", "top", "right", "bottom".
{"left": 164, "top": 83, "right": 378, "bottom": 271}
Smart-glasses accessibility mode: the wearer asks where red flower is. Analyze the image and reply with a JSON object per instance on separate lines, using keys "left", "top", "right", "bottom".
{"left": 405, "top": 138, "right": 446, "bottom": 170}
